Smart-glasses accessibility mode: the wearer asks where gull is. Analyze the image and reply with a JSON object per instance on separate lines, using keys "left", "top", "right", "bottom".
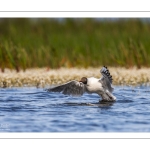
{"left": 47, "top": 66, "right": 116, "bottom": 101}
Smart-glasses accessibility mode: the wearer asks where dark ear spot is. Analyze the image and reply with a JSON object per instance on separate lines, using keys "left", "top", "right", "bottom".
{"left": 80, "top": 77, "right": 87, "bottom": 84}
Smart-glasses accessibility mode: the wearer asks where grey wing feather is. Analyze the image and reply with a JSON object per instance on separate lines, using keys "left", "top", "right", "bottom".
{"left": 99, "top": 66, "right": 114, "bottom": 93}
{"left": 46, "top": 80, "right": 85, "bottom": 96}
{"left": 100, "top": 66, "right": 113, "bottom": 83}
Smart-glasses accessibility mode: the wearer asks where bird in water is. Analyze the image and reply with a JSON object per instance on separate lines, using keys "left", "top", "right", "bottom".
{"left": 47, "top": 66, "right": 116, "bottom": 101}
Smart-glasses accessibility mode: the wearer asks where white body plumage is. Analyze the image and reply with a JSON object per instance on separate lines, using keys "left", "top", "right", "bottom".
{"left": 47, "top": 66, "right": 116, "bottom": 101}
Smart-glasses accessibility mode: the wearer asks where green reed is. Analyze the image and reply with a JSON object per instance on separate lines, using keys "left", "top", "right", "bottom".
{"left": 0, "top": 18, "right": 150, "bottom": 71}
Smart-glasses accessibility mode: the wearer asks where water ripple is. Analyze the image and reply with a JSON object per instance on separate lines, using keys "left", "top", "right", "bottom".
{"left": 0, "top": 86, "right": 150, "bottom": 132}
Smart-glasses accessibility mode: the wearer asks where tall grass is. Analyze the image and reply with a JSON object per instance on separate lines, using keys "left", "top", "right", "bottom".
{"left": 0, "top": 18, "right": 150, "bottom": 71}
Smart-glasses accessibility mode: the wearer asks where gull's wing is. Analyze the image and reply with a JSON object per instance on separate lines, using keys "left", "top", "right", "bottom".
{"left": 99, "top": 66, "right": 114, "bottom": 93}
{"left": 46, "top": 80, "right": 86, "bottom": 96}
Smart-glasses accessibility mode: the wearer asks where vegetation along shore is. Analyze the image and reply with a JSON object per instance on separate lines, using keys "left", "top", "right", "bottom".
{"left": 0, "top": 67, "right": 150, "bottom": 87}
{"left": 0, "top": 18, "right": 150, "bottom": 87}
{"left": 0, "top": 18, "right": 150, "bottom": 71}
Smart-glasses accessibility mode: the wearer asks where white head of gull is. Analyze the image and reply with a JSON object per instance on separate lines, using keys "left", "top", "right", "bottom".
{"left": 47, "top": 66, "right": 116, "bottom": 101}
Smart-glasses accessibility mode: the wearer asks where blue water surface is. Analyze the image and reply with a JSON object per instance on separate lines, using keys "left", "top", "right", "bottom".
{"left": 0, "top": 86, "right": 150, "bottom": 132}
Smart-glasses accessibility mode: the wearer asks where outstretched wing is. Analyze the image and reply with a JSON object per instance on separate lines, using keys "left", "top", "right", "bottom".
{"left": 100, "top": 66, "right": 113, "bottom": 83}
{"left": 46, "top": 80, "right": 86, "bottom": 96}
{"left": 99, "top": 66, "right": 114, "bottom": 93}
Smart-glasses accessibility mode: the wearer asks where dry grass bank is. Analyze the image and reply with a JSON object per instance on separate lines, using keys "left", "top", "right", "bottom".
{"left": 0, "top": 67, "right": 150, "bottom": 88}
